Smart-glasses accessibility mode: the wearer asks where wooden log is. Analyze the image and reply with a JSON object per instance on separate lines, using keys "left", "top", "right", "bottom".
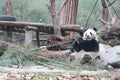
{"left": 36, "top": 50, "right": 71, "bottom": 58}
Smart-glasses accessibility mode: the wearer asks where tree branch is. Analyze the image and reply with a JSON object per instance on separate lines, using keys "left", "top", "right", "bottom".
{"left": 99, "top": 18, "right": 110, "bottom": 25}
{"left": 57, "top": 0, "right": 68, "bottom": 16}
{"left": 101, "top": 0, "right": 116, "bottom": 8}
{"left": 108, "top": 0, "right": 116, "bottom": 6}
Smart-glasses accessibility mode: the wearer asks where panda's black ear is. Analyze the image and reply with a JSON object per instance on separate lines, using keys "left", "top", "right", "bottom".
{"left": 93, "top": 27, "right": 97, "bottom": 32}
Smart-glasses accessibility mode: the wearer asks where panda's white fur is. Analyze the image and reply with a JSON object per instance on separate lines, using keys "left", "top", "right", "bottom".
{"left": 83, "top": 29, "right": 97, "bottom": 41}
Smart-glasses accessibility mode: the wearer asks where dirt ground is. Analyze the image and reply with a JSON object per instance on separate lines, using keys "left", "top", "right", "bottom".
{"left": 0, "top": 66, "right": 120, "bottom": 80}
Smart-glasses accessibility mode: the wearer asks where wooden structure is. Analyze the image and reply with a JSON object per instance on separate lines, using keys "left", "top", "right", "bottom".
{"left": 0, "top": 21, "right": 83, "bottom": 46}
{"left": 60, "top": 0, "right": 79, "bottom": 38}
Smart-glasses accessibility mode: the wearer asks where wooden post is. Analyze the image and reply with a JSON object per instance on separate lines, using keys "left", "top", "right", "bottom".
{"left": 25, "top": 28, "right": 33, "bottom": 44}
{"left": 6, "top": 27, "right": 12, "bottom": 42}
{"left": 36, "top": 32, "right": 40, "bottom": 47}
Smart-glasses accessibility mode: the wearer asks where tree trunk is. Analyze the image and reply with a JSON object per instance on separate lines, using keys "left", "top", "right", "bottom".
{"left": 6, "top": 0, "right": 12, "bottom": 42}
{"left": 102, "top": 8, "right": 109, "bottom": 25}
{"left": 6, "top": 0, "right": 12, "bottom": 15}
{"left": 47, "top": 0, "right": 61, "bottom": 36}
{"left": 101, "top": 0, "right": 109, "bottom": 25}
{"left": 60, "top": 0, "right": 79, "bottom": 38}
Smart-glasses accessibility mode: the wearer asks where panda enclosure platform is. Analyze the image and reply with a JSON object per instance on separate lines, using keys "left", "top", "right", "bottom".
{"left": 0, "top": 20, "right": 83, "bottom": 46}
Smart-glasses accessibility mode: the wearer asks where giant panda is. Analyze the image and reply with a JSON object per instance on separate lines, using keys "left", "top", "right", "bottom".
{"left": 73, "top": 28, "right": 99, "bottom": 52}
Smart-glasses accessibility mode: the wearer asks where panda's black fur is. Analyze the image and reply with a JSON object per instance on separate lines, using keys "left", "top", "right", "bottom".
{"left": 73, "top": 37, "right": 99, "bottom": 52}
{"left": 73, "top": 28, "right": 99, "bottom": 52}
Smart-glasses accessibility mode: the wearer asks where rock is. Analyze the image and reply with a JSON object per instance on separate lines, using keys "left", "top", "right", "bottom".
{"left": 112, "top": 46, "right": 120, "bottom": 55}
{"left": 98, "top": 45, "right": 120, "bottom": 68}
{"left": 99, "top": 44, "right": 112, "bottom": 52}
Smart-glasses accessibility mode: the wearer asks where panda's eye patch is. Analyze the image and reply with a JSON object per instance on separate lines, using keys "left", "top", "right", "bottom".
{"left": 90, "top": 32, "right": 92, "bottom": 35}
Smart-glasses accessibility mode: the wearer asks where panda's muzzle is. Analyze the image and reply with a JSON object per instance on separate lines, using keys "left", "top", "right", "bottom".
{"left": 87, "top": 35, "right": 90, "bottom": 38}
{"left": 85, "top": 35, "right": 92, "bottom": 40}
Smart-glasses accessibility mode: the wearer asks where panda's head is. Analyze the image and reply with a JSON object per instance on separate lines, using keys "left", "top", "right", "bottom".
{"left": 83, "top": 28, "right": 97, "bottom": 41}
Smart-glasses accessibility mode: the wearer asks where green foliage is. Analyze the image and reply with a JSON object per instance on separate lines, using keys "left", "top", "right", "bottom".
{"left": 110, "top": 0, "right": 120, "bottom": 17}
{"left": 0, "top": 0, "right": 6, "bottom": 15}
{"left": 77, "top": 0, "right": 102, "bottom": 28}
{"left": 0, "top": 44, "right": 39, "bottom": 67}
{"left": 11, "top": 0, "right": 52, "bottom": 23}
{"left": 12, "top": 0, "right": 29, "bottom": 21}
{"left": 0, "top": 43, "right": 102, "bottom": 71}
